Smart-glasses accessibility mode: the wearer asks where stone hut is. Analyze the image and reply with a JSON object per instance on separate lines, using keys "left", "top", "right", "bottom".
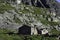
{"left": 18, "top": 24, "right": 38, "bottom": 35}
{"left": 17, "top": 24, "right": 49, "bottom": 35}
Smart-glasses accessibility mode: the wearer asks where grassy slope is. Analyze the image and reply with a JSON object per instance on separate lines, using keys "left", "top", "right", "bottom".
{"left": 0, "top": 29, "right": 57, "bottom": 40}
{"left": 0, "top": 3, "right": 14, "bottom": 14}
{"left": 0, "top": 2, "right": 59, "bottom": 40}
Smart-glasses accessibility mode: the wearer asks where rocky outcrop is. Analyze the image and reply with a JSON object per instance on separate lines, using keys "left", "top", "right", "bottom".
{"left": 21, "top": 0, "right": 60, "bottom": 16}
{"left": 21, "top": 0, "right": 50, "bottom": 8}
{"left": 0, "top": 4, "right": 51, "bottom": 30}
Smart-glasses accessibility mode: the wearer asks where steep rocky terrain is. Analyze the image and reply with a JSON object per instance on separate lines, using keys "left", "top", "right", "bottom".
{"left": 21, "top": 0, "right": 60, "bottom": 16}
{"left": 0, "top": 0, "right": 60, "bottom": 35}
{"left": 0, "top": 0, "right": 60, "bottom": 40}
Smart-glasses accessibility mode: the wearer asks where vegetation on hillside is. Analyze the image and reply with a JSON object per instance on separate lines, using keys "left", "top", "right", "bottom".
{"left": 0, "top": 29, "right": 57, "bottom": 40}
{"left": 0, "top": 3, "right": 14, "bottom": 14}
{"left": 0, "top": 0, "right": 60, "bottom": 40}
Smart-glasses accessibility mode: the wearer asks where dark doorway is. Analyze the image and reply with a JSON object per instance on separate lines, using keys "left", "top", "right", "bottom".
{"left": 18, "top": 25, "right": 31, "bottom": 35}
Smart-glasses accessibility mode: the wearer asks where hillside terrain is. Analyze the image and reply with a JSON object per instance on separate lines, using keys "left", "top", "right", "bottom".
{"left": 0, "top": 0, "right": 60, "bottom": 40}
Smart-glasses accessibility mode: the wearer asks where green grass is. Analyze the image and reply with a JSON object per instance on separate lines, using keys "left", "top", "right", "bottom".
{"left": 0, "top": 3, "right": 14, "bottom": 14}
{"left": 39, "top": 16, "right": 59, "bottom": 26}
{"left": 50, "top": 29, "right": 60, "bottom": 35}
{"left": 0, "top": 29, "right": 57, "bottom": 40}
